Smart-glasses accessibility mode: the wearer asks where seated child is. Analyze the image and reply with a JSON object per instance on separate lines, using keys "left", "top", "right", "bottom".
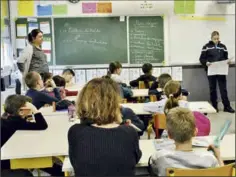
{"left": 1, "top": 94, "right": 48, "bottom": 170}
{"left": 149, "top": 73, "right": 189, "bottom": 100}
{"left": 130, "top": 63, "right": 156, "bottom": 88}
{"left": 62, "top": 68, "right": 75, "bottom": 88}
{"left": 53, "top": 75, "right": 78, "bottom": 97}
{"left": 25, "top": 71, "right": 61, "bottom": 109}
{"left": 121, "top": 106, "right": 145, "bottom": 136}
{"left": 144, "top": 80, "right": 210, "bottom": 136}
{"left": 149, "top": 107, "right": 223, "bottom": 176}
{"left": 41, "top": 72, "right": 61, "bottom": 99}
{"left": 108, "top": 61, "right": 125, "bottom": 85}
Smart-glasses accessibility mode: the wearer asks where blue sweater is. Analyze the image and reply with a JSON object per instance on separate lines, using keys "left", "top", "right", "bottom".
{"left": 26, "top": 88, "right": 60, "bottom": 109}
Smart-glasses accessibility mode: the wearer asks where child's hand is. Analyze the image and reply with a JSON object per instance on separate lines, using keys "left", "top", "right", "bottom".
{"left": 125, "top": 119, "right": 131, "bottom": 125}
{"left": 21, "top": 102, "right": 39, "bottom": 116}
{"left": 206, "top": 62, "right": 211, "bottom": 67}
{"left": 207, "top": 144, "right": 221, "bottom": 159}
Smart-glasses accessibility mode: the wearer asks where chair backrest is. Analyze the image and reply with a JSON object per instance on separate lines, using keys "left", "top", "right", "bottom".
{"left": 138, "top": 81, "right": 145, "bottom": 89}
{"left": 150, "top": 95, "right": 157, "bottom": 102}
{"left": 166, "top": 163, "right": 235, "bottom": 176}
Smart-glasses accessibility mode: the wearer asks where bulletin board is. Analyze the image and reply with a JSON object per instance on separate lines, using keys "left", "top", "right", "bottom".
{"left": 15, "top": 18, "right": 53, "bottom": 66}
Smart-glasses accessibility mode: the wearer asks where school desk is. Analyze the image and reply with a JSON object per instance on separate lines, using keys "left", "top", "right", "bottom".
{"left": 39, "top": 101, "right": 216, "bottom": 117}
{"left": 131, "top": 89, "right": 149, "bottom": 97}
{"left": 62, "top": 134, "right": 235, "bottom": 175}
{"left": 1, "top": 112, "right": 234, "bottom": 172}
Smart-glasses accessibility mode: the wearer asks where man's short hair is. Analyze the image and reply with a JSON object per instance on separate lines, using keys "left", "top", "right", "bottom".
{"left": 142, "top": 63, "right": 153, "bottom": 74}
{"left": 167, "top": 107, "right": 196, "bottom": 143}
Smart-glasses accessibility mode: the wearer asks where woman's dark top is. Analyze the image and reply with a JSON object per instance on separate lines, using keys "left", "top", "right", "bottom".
{"left": 68, "top": 124, "right": 142, "bottom": 176}
{"left": 29, "top": 46, "right": 49, "bottom": 73}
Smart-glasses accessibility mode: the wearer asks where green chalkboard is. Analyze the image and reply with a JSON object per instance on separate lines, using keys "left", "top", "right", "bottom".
{"left": 15, "top": 18, "right": 53, "bottom": 65}
{"left": 54, "top": 17, "right": 127, "bottom": 65}
{"left": 129, "top": 16, "right": 164, "bottom": 64}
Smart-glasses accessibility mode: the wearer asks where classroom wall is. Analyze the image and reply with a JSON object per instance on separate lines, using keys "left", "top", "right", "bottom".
{"left": 182, "top": 65, "right": 235, "bottom": 102}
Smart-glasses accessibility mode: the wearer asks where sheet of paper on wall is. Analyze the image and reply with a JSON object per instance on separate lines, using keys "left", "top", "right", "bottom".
{"left": 41, "top": 38, "right": 51, "bottom": 50}
{"left": 160, "top": 67, "right": 172, "bottom": 75}
{"left": 172, "top": 67, "right": 183, "bottom": 81}
{"left": 120, "top": 68, "right": 130, "bottom": 85}
{"left": 40, "top": 21, "right": 50, "bottom": 34}
{"left": 53, "top": 70, "right": 63, "bottom": 76}
{"left": 75, "top": 70, "right": 86, "bottom": 87}
{"left": 86, "top": 69, "right": 97, "bottom": 82}
{"left": 45, "top": 52, "right": 51, "bottom": 62}
{"left": 16, "top": 24, "right": 27, "bottom": 37}
{"left": 96, "top": 69, "right": 107, "bottom": 77}
{"left": 129, "top": 68, "right": 140, "bottom": 82}
{"left": 207, "top": 60, "right": 229, "bottom": 76}
{"left": 28, "top": 23, "right": 38, "bottom": 33}
{"left": 16, "top": 38, "right": 26, "bottom": 49}
{"left": 152, "top": 68, "right": 161, "bottom": 78}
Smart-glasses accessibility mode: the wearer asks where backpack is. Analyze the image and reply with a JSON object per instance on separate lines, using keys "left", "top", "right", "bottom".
{"left": 193, "top": 111, "right": 211, "bottom": 136}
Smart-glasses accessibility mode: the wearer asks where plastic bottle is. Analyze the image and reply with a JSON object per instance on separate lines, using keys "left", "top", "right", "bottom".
{"left": 68, "top": 105, "right": 76, "bottom": 122}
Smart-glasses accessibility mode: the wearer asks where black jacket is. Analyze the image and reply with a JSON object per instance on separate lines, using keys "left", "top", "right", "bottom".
{"left": 199, "top": 41, "right": 228, "bottom": 69}
{"left": 130, "top": 74, "right": 156, "bottom": 88}
{"left": 1, "top": 113, "right": 48, "bottom": 169}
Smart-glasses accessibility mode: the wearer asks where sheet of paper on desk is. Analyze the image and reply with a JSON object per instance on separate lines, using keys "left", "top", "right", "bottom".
{"left": 129, "top": 123, "right": 142, "bottom": 132}
{"left": 192, "top": 137, "right": 210, "bottom": 147}
{"left": 207, "top": 60, "right": 229, "bottom": 76}
{"left": 153, "top": 139, "right": 175, "bottom": 150}
{"left": 172, "top": 67, "right": 182, "bottom": 81}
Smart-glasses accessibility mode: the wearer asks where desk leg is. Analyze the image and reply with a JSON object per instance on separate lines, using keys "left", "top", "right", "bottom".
{"left": 65, "top": 171, "right": 69, "bottom": 176}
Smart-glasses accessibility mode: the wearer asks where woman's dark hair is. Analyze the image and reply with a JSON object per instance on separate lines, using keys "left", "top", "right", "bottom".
{"left": 4, "top": 95, "right": 32, "bottom": 116}
{"left": 28, "top": 29, "right": 43, "bottom": 43}
{"left": 53, "top": 75, "right": 66, "bottom": 87}
{"left": 108, "top": 61, "right": 122, "bottom": 76}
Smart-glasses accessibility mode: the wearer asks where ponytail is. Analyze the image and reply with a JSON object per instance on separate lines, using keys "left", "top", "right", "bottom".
{"left": 27, "top": 33, "right": 33, "bottom": 43}
{"left": 164, "top": 95, "right": 179, "bottom": 114}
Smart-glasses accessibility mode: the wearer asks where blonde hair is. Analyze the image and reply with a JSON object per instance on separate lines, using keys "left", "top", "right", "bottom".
{"left": 164, "top": 80, "right": 181, "bottom": 114}
{"left": 167, "top": 107, "right": 196, "bottom": 143}
{"left": 76, "top": 78, "right": 122, "bottom": 125}
{"left": 211, "top": 31, "right": 219, "bottom": 38}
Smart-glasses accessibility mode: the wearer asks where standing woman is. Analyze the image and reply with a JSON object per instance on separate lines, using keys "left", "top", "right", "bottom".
{"left": 199, "top": 31, "right": 234, "bottom": 113}
{"left": 17, "top": 29, "right": 49, "bottom": 77}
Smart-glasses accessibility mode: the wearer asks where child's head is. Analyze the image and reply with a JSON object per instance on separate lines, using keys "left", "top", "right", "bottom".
{"left": 167, "top": 107, "right": 197, "bottom": 143}
{"left": 76, "top": 78, "right": 122, "bottom": 125}
{"left": 25, "top": 71, "right": 44, "bottom": 90}
{"left": 4, "top": 94, "right": 32, "bottom": 118}
{"left": 164, "top": 80, "right": 182, "bottom": 114}
{"left": 62, "top": 68, "right": 75, "bottom": 83}
{"left": 108, "top": 61, "right": 122, "bottom": 75}
{"left": 142, "top": 63, "right": 153, "bottom": 75}
{"left": 53, "top": 75, "right": 66, "bottom": 87}
{"left": 158, "top": 73, "right": 172, "bottom": 89}
{"left": 41, "top": 72, "right": 53, "bottom": 87}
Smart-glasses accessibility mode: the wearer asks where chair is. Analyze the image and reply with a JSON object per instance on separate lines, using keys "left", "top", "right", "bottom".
{"left": 166, "top": 163, "right": 235, "bottom": 176}
{"left": 147, "top": 113, "right": 166, "bottom": 139}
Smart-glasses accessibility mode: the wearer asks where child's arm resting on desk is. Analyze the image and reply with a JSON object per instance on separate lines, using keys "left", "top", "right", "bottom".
{"left": 143, "top": 99, "right": 166, "bottom": 113}
{"left": 17, "top": 113, "right": 48, "bottom": 130}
